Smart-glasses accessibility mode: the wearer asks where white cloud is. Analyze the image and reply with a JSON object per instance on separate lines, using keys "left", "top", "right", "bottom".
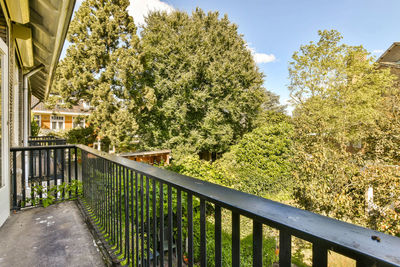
{"left": 372, "top": 49, "right": 384, "bottom": 54}
{"left": 246, "top": 44, "right": 276, "bottom": 64}
{"left": 128, "top": 0, "right": 175, "bottom": 26}
{"left": 253, "top": 53, "right": 276, "bottom": 64}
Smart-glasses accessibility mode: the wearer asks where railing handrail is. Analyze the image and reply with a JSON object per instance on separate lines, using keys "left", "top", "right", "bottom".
{"left": 75, "top": 144, "right": 400, "bottom": 266}
{"left": 29, "top": 136, "right": 60, "bottom": 140}
{"left": 11, "top": 145, "right": 75, "bottom": 151}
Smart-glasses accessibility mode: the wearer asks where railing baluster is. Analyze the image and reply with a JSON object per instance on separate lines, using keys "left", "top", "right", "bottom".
{"left": 187, "top": 193, "right": 193, "bottom": 267}
{"left": 106, "top": 160, "right": 110, "bottom": 241}
{"left": 130, "top": 170, "right": 135, "bottom": 266}
{"left": 152, "top": 178, "right": 157, "bottom": 267}
{"left": 39, "top": 149, "right": 42, "bottom": 203}
{"left": 74, "top": 147, "right": 78, "bottom": 196}
{"left": 21, "top": 150, "right": 26, "bottom": 207}
{"left": 356, "top": 258, "right": 375, "bottom": 267}
{"left": 159, "top": 181, "right": 164, "bottom": 266}
{"left": 112, "top": 163, "right": 116, "bottom": 245}
{"left": 54, "top": 148, "right": 57, "bottom": 200}
{"left": 135, "top": 171, "right": 139, "bottom": 267}
{"left": 61, "top": 148, "right": 65, "bottom": 199}
{"left": 12, "top": 151, "right": 17, "bottom": 209}
{"left": 232, "top": 212, "right": 240, "bottom": 267}
{"left": 279, "top": 230, "right": 291, "bottom": 267}
{"left": 104, "top": 159, "right": 107, "bottom": 231}
{"left": 312, "top": 243, "right": 327, "bottom": 266}
{"left": 215, "top": 205, "right": 222, "bottom": 267}
{"left": 177, "top": 189, "right": 182, "bottom": 267}
{"left": 30, "top": 150, "right": 34, "bottom": 204}
{"left": 253, "top": 221, "right": 262, "bottom": 267}
{"left": 119, "top": 165, "right": 123, "bottom": 255}
{"left": 140, "top": 174, "right": 144, "bottom": 266}
{"left": 168, "top": 185, "right": 173, "bottom": 267}
{"left": 200, "top": 198, "right": 207, "bottom": 267}
{"left": 146, "top": 176, "right": 150, "bottom": 266}
{"left": 124, "top": 167, "right": 130, "bottom": 264}
{"left": 47, "top": 148, "right": 50, "bottom": 196}
{"left": 94, "top": 157, "right": 98, "bottom": 222}
{"left": 68, "top": 148, "right": 71, "bottom": 198}
{"left": 100, "top": 158, "right": 104, "bottom": 230}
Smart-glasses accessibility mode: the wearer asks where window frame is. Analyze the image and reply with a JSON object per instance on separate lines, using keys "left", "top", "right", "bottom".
{"left": 50, "top": 115, "right": 65, "bottom": 130}
{"left": 33, "top": 114, "right": 41, "bottom": 127}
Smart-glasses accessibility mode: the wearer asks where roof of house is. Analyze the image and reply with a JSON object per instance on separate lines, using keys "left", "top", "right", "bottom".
{"left": 6, "top": 0, "right": 76, "bottom": 100}
{"left": 118, "top": 150, "right": 172, "bottom": 157}
{"left": 30, "top": 0, "right": 76, "bottom": 100}
{"left": 377, "top": 42, "right": 400, "bottom": 66}
{"left": 32, "top": 97, "right": 91, "bottom": 115}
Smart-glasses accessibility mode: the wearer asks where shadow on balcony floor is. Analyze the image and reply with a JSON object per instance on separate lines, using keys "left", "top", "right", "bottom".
{"left": 0, "top": 201, "right": 106, "bottom": 267}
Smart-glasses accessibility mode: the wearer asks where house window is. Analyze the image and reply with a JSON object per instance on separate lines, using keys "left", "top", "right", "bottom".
{"left": 33, "top": 115, "right": 41, "bottom": 127}
{"left": 72, "top": 116, "right": 85, "bottom": 128}
{"left": 51, "top": 115, "right": 64, "bottom": 130}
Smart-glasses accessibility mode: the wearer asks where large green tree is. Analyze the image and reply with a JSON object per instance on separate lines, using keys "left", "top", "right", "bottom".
{"left": 137, "top": 9, "right": 278, "bottom": 155}
{"left": 52, "top": 0, "right": 140, "bottom": 149}
{"left": 289, "top": 30, "right": 397, "bottom": 228}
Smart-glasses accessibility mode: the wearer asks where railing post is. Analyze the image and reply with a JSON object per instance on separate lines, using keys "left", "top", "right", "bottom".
{"left": 187, "top": 192, "right": 193, "bottom": 267}
{"left": 200, "top": 198, "right": 207, "bottom": 267}
{"left": 312, "top": 242, "right": 328, "bottom": 266}
{"left": 232, "top": 212, "right": 240, "bottom": 267}
{"left": 279, "top": 230, "right": 291, "bottom": 267}
{"left": 215, "top": 205, "right": 222, "bottom": 267}
{"left": 12, "top": 151, "right": 17, "bottom": 210}
{"left": 253, "top": 221, "right": 263, "bottom": 267}
{"left": 75, "top": 147, "right": 78, "bottom": 196}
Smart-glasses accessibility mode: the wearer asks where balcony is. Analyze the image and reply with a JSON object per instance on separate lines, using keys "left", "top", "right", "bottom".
{"left": 1, "top": 140, "right": 400, "bottom": 266}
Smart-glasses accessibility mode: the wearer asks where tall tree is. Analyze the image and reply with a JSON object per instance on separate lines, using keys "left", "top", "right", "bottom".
{"left": 137, "top": 9, "right": 279, "bottom": 155}
{"left": 289, "top": 30, "right": 396, "bottom": 225}
{"left": 51, "top": 0, "right": 140, "bottom": 149}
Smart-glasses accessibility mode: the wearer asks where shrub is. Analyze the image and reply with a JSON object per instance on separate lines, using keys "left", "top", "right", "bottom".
{"left": 192, "top": 219, "right": 277, "bottom": 266}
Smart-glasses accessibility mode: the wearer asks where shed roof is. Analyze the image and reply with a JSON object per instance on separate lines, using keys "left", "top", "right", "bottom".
{"left": 119, "top": 150, "right": 172, "bottom": 157}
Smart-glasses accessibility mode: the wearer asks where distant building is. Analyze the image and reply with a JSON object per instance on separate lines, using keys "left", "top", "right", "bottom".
{"left": 377, "top": 42, "right": 400, "bottom": 82}
{"left": 119, "top": 150, "right": 171, "bottom": 165}
{"left": 32, "top": 98, "right": 90, "bottom": 135}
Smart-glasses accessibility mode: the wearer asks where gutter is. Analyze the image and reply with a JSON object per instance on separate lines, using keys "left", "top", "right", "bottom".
{"left": 23, "top": 64, "right": 44, "bottom": 147}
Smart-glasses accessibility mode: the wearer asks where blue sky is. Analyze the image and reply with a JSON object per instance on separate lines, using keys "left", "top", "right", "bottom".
{"left": 70, "top": 0, "right": 400, "bottom": 112}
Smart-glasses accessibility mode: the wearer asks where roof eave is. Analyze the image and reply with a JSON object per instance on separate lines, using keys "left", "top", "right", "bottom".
{"left": 42, "top": 0, "right": 76, "bottom": 100}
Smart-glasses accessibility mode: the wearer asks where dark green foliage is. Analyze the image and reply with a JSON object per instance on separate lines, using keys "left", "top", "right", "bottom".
{"left": 192, "top": 219, "right": 277, "bottom": 266}
{"left": 168, "top": 119, "right": 294, "bottom": 197}
{"left": 52, "top": 0, "right": 140, "bottom": 149}
{"left": 65, "top": 125, "right": 97, "bottom": 146}
{"left": 222, "top": 121, "right": 294, "bottom": 196}
{"left": 138, "top": 9, "right": 279, "bottom": 154}
{"left": 30, "top": 117, "right": 40, "bottom": 137}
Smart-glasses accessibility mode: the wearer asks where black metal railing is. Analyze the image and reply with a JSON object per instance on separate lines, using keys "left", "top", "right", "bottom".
{"left": 10, "top": 145, "right": 79, "bottom": 209}
{"left": 77, "top": 144, "right": 400, "bottom": 267}
{"left": 9, "top": 143, "right": 400, "bottom": 266}
{"left": 29, "top": 136, "right": 59, "bottom": 140}
{"left": 28, "top": 136, "right": 67, "bottom": 146}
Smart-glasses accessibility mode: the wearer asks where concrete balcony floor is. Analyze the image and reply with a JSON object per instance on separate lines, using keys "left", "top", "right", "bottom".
{"left": 0, "top": 201, "right": 105, "bottom": 267}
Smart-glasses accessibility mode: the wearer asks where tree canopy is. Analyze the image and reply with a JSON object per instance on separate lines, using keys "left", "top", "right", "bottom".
{"left": 51, "top": 0, "right": 140, "bottom": 149}
{"left": 137, "top": 9, "right": 279, "bottom": 155}
{"left": 289, "top": 30, "right": 398, "bottom": 229}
